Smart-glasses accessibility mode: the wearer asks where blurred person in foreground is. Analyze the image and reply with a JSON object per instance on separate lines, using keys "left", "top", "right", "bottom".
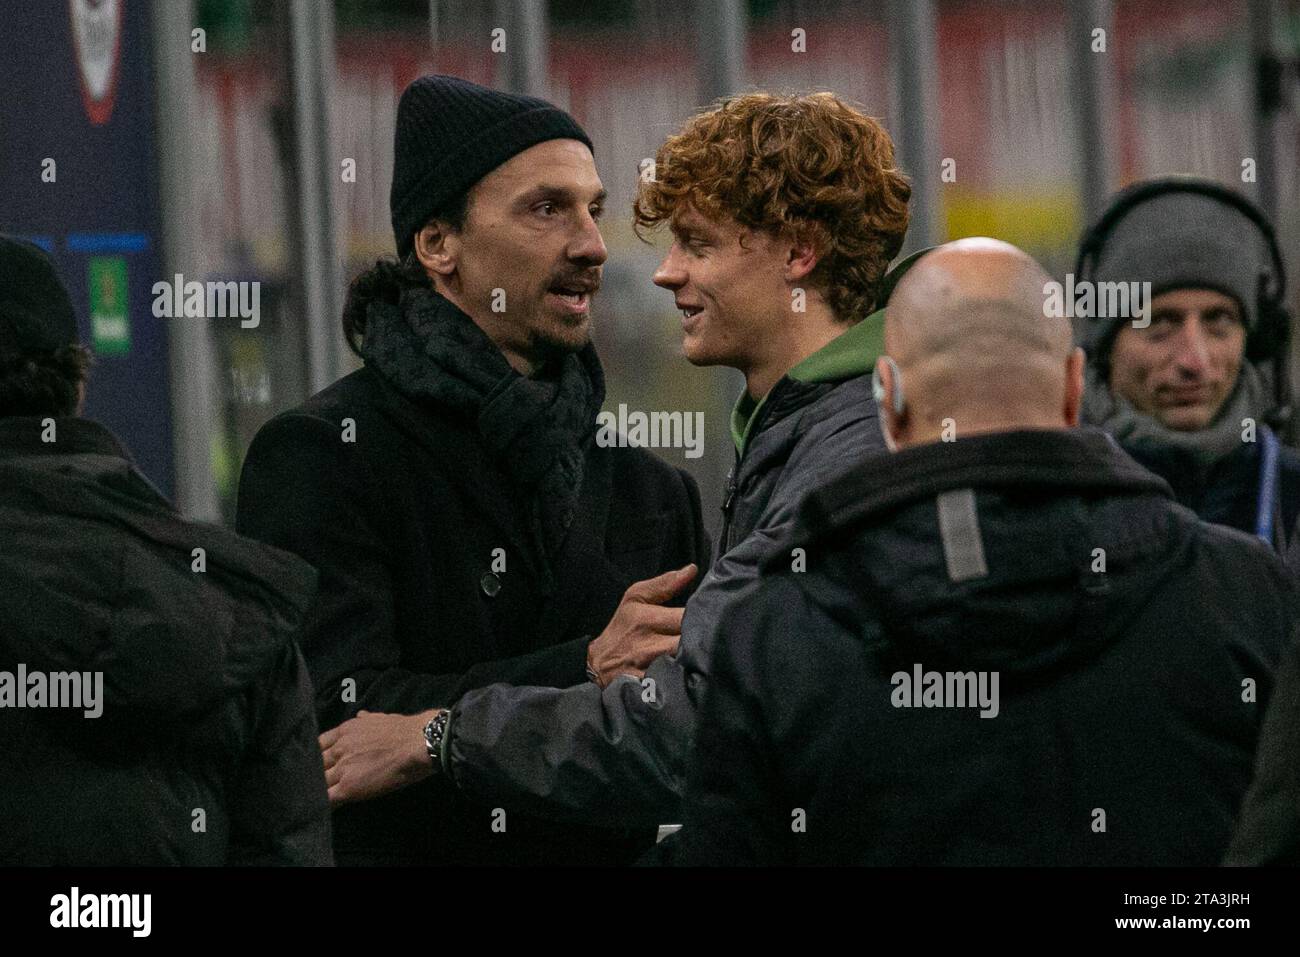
{"left": 1078, "top": 178, "right": 1298, "bottom": 552}
{"left": 1226, "top": 622, "right": 1300, "bottom": 865}
{"left": 236, "top": 75, "right": 710, "bottom": 865}
{"left": 318, "top": 91, "right": 912, "bottom": 844}
{"left": 670, "top": 238, "right": 1296, "bottom": 865}
{"left": 0, "top": 236, "right": 330, "bottom": 865}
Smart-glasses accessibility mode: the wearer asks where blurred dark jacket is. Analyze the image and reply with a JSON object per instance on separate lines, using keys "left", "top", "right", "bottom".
{"left": 237, "top": 359, "right": 709, "bottom": 865}
{"left": 0, "top": 417, "right": 331, "bottom": 865}
{"left": 1224, "top": 623, "right": 1300, "bottom": 865}
{"left": 1226, "top": 530, "right": 1300, "bottom": 865}
{"left": 1123, "top": 437, "right": 1300, "bottom": 551}
{"left": 673, "top": 428, "right": 1294, "bottom": 865}
{"left": 444, "top": 317, "right": 886, "bottom": 829}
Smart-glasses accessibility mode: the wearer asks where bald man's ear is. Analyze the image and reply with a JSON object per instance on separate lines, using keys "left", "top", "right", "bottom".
{"left": 874, "top": 356, "right": 905, "bottom": 452}
{"left": 1063, "top": 347, "right": 1085, "bottom": 427}
{"left": 414, "top": 222, "right": 459, "bottom": 280}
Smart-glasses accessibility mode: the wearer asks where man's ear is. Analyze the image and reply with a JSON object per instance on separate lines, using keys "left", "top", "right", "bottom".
{"left": 875, "top": 356, "right": 904, "bottom": 452}
{"left": 414, "top": 222, "right": 458, "bottom": 279}
{"left": 1064, "top": 346, "right": 1085, "bottom": 427}
{"left": 784, "top": 232, "right": 819, "bottom": 284}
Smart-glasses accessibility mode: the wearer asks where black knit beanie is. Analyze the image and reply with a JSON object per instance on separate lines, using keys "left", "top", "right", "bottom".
{"left": 0, "top": 236, "right": 79, "bottom": 358}
{"left": 390, "top": 74, "right": 593, "bottom": 259}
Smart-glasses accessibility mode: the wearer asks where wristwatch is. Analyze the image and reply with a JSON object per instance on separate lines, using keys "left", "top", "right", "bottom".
{"left": 423, "top": 709, "right": 451, "bottom": 774}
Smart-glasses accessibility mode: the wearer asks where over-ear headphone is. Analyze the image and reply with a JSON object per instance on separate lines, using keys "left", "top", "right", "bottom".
{"left": 1075, "top": 177, "right": 1292, "bottom": 423}
{"left": 872, "top": 355, "right": 905, "bottom": 414}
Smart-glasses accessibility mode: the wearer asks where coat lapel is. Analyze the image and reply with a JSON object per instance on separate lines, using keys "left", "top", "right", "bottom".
{"left": 529, "top": 445, "right": 633, "bottom": 644}
{"left": 371, "top": 371, "right": 629, "bottom": 644}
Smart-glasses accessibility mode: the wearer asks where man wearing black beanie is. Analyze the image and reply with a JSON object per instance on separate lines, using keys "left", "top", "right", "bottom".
{"left": 237, "top": 75, "right": 710, "bottom": 865}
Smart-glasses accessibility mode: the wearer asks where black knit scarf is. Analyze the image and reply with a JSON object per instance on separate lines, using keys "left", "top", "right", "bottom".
{"left": 360, "top": 285, "right": 604, "bottom": 566}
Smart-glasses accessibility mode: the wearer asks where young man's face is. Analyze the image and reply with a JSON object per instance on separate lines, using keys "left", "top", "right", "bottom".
{"left": 1108, "top": 288, "right": 1247, "bottom": 431}
{"left": 652, "top": 204, "right": 792, "bottom": 374}
{"left": 438, "top": 139, "right": 607, "bottom": 369}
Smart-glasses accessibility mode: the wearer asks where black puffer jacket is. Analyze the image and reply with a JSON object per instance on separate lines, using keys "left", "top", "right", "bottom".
{"left": 0, "top": 417, "right": 331, "bottom": 865}
{"left": 674, "top": 428, "right": 1296, "bottom": 865}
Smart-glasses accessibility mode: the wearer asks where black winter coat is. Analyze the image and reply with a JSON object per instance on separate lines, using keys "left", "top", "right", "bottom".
{"left": 236, "top": 365, "right": 710, "bottom": 865}
{"left": 673, "top": 427, "right": 1296, "bottom": 865}
{"left": 0, "top": 417, "right": 331, "bottom": 865}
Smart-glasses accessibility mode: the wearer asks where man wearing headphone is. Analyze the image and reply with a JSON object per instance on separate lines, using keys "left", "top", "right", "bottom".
{"left": 1077, "top": 178, "right": 1298, "bottom": 551}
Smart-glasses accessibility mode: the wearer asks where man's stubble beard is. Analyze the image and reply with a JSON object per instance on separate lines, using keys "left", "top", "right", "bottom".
{"left": 528, "top": 311, "right": 593, "bottom": 364}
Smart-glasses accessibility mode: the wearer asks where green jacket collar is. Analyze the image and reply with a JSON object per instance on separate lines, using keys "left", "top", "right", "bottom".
{"left": 729, "top": 316, "right": 881, "bottom": 455}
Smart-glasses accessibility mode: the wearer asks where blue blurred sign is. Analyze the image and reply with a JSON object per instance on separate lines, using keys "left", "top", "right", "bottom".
{"left": 0, "top": 0, "right": 175, "bottom": 498}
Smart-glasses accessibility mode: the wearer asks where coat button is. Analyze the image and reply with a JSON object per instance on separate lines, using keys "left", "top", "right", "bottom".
{"left": 480, "top": 572, "right": 502, "bottom": 598}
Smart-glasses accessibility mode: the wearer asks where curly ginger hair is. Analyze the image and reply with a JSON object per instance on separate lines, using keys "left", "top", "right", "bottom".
{"left": 634, "top": 91, "right": 912, "bottom": 322}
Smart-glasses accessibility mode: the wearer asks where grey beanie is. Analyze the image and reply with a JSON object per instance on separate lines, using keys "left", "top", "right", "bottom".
{"left": 1079, "top": 183, "right": 1276, "bottom": 360}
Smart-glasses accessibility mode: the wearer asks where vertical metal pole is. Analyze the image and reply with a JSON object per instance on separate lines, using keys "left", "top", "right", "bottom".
{"left": 888, "top": 0, "right": 942, "bottom": 253}
{"left": 1248, "top": 0, "right": 1280, "bottom": 225}
{"left": 428, "top": 0, "right": 439, "bottom": 54}
{"left": 286, "top": 0, "right": 343, "bottom": 394}
{"left": 697, "top": 0, "right": 746, "bottom": 104}
{"left": 493, "top": 0, "right": 549, "bottom": 96}
{"left": 152, "top": 0, "right": 221, "bottom": 521}
{"left": 1069, "top": 0, "right": 1117, "bottom": 228}
{"left": 695, "top": 0, "right": 747, "bottom": 525}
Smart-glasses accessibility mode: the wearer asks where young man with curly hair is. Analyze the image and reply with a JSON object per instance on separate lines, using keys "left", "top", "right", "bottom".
{"left": 326, "top": 92, "right": 912, "bottom": 840}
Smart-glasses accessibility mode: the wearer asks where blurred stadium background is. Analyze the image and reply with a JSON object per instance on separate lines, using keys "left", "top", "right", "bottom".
{"left": 2, "top": 0, "right": 1297, "bottom": 539}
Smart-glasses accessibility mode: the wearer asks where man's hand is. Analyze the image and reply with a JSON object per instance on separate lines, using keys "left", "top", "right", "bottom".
{"left": 320, "top": 708, "right": 441, "bottom": 807}
{"left": 586, "top": 563, "right": 697, "bottom": 688}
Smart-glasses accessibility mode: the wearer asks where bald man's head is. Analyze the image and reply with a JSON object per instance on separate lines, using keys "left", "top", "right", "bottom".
{"left": 876, "top": 238, "right": 1084, "bottom": 448}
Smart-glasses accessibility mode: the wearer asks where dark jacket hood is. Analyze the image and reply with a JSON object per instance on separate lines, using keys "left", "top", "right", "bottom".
{"left": 0, "top": 417, "right": 317, "bottom": 718}
{"left": 778, "top": 427, "right": 1188, "bottom": 675}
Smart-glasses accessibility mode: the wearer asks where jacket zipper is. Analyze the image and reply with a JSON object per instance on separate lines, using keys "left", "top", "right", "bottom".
{"left": 717, "top": 382, "right": 774, "bottom": 553}
{"left": 720, "top": 452, "right": 740, "bottom": 553}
